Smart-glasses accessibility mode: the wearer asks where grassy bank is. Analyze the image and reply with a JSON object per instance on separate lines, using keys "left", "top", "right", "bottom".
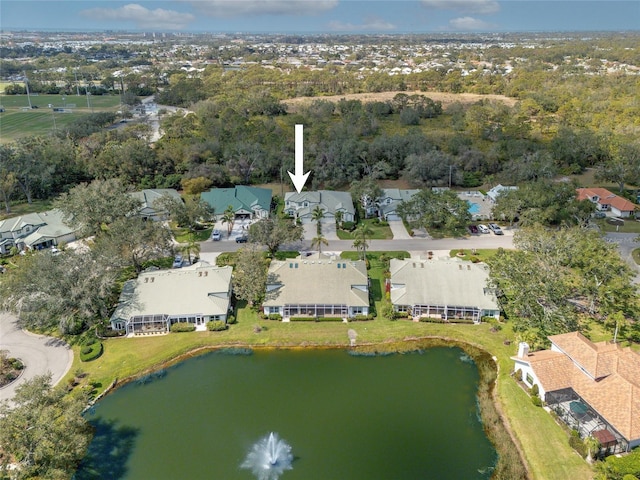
{"left": 69, "top": 319, "right": 593, "bottom": 480}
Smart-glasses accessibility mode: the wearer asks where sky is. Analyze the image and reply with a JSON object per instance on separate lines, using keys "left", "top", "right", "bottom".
{"left": 1, "top": 1, "right": 638, "bottom": 33}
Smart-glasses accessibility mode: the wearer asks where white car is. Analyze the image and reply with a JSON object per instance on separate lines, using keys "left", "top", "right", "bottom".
{"left": 211, "top": 229, "right": 221, "bottom": 241}
{"left": 477, "top": 224, "right": 490, "bottom": 234}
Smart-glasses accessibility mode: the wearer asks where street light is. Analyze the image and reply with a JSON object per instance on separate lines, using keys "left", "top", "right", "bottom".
{"left": 51, "top": 106, "right": 57, "bottom": 133}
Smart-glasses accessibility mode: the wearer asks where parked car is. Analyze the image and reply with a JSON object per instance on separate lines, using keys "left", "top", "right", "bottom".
{"left": 468, "top": 225, "right": 479, "bottom": 235}
{"left": 235, "top": 235, "right": 249, "bottom": 243}
{"left": 172, "top": 255, "right": 183, "bottom": 268}
{"left": 593, "top": 211, "right": 607, "bottom": 219}
{"left": 211, "top": 229, "right": 221, "bottom": 241}
{"left": 477, "top": 224, "right": 490, "bottom": 234}
{"left": 488, "top": 223, "right": 504, "bottom": 235}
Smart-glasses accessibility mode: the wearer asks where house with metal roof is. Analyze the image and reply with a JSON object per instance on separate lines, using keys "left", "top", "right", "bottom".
{"left": 130, "top": 188, "right": 182, "bottom": 221}
{"left": 284, "top": 190, "right": 355, "bottom": 224}
{"left": 201, "top": 186, "right": 272, "bottom": 219}
{"left": 389, "top": 257, "right": 500, "bottom": 322}
{"left": 512, "top": 332, "right": 640, "bottom": 453}
{"left": 263, "top": 252, "right": 369, "bottom": 319}
{"left": 0, "top": 209, "right": 76, "bottom": 254}
{"left": 110, "top": 262, "right": 233, "bottom": 335}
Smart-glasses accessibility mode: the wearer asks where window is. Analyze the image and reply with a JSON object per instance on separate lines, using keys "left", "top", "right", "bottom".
{"left": 526, "top": 373, "right": 534, "bottom": 386}
{"left": 352, "top": 307, "right": 364, "bottom": 314}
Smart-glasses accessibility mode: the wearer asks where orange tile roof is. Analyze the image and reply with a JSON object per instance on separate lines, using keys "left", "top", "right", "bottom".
{"left": 576, "top": 188, "right": 637, "bottom": 213}
{"left": 518, "top": 333, "right": 640, "bottom": 442}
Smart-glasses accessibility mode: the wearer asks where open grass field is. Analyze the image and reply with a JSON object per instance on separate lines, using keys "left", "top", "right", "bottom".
{"left": 336, "top": 218, "right": 393, "bottom": 240}
{"left": 0, "top": 94, "right": 121, "bottom": 143}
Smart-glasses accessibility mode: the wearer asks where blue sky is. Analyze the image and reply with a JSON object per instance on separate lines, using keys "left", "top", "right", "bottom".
{"left": 1, "top": 1, "right": 638, "bottom": 33}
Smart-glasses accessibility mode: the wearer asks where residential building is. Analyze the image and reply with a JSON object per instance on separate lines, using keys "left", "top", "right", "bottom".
{"left": 0, "top": 209, "right": 76, "bottom": 254}
{"left": 110, "top": 262, "right": 233, "bottom": 335}
{"left": 389, "top": 258, "right": 500, "bottom": 322}
{"left": 263, "top": 252, "right": 369, "bottom": 319}
{"left": 131, "top": 188, "right": 182, "bottom": 221}
{"left": 486, "top": 184, "right": 518, "bottom": 203}
{"left": 576, "top": 187, "right": 637, "bottom": 218}
{"left": 201, "top": 186, "right": 272, "bottom": 219}
{"left": 372, "top": 188, "right": 420, "bottom": 220}
{"left": 284, "top": 190, "right": 355, "bottom": 224}
{"left": 512, "top": 332, "right": 640, "bottom": 452}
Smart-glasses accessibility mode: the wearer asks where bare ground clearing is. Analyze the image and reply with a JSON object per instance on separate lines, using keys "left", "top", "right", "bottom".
{"left": 283, "top": 90, "right": 517, "bottom": 112}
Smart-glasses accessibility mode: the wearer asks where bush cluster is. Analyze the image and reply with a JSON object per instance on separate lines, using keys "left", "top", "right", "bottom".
{"left": 568, "top": 430, "right": 587, "bottom": 457}
{"left": 80, "top": 340, "right": 103, "bottom": 362}
{"left": 170, "top": 322, "right": 196, "bottom": 333}
{"left": 289, "top": 317, "right": 343, "bottom": 322}
{"left": 350, "top": 314, "right": 375, "bottom": 321}
{"left": 206, "top": 320, "right": 228, "bottom": 331}
{"left": 341, "top": 221, "right": 356, "bottom": 231}
{"left": 267, "top": 313, "right": 282, "bottom": 321}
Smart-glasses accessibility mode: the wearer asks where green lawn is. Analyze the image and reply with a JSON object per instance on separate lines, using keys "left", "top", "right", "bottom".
{"left": 0, "top": 199, "right": 54, "bottom": 221}
{"left": 594, "top": 218, "right": 640, "bottom": 234}
{"left": 633, "top": 248, "right": 640, "bottom": 265}
{"left": 448, "top": 248, "right": 499, "bottom": 262}
{"left": 336, "top": 218, "right": 393, "bottom": 240}
{"left": 173, "top": 226, "right": 212, "bottom": 243}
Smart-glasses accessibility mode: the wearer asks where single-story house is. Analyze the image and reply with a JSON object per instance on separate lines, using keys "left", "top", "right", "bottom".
{"left": 512, "top": 332, "right": 640, "bottom": 452}
{"left": 284, "top": 190, "right": 355, "bottom": 224}
{"left": 576, "top": 187, "right": 637, "bottom": 218}
{"left": 110, "top": 262, "right": 233, "bottom": 335}
{"left": 389, "top": 257, "right": 500, "bottom": 322}
{"left": 0, "top": 209, "right": 76, "bottom": 254}
{"left": 371, "top": 189, "right": 420, "bottom": 221}
{"left": 201, "top": 186, "right": 272, "bottom": 219}
{"left": 131, "top": 188, "right": 182, "bottom": 221}
{"left": 486, "top": 184, "right": 518, "bottom": 203}
{"left": 263, "top": 252, "right": 369, "bottom": 319}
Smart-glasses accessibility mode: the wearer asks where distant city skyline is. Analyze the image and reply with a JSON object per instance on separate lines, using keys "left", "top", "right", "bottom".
{"left": 1, "top": 1, "right": 638, "bottom": 34}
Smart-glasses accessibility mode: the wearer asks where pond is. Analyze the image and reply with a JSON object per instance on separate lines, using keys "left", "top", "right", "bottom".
{"left": 77, "top": 348, "right": 496, "bottom": 479}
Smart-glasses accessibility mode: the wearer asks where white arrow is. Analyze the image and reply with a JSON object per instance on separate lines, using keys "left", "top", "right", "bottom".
{"left": 288, "top": 124, "right": 310, "bottom": 194}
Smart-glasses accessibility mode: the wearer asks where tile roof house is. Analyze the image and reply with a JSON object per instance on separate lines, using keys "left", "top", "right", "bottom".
{"left": 0, "top": 209, "right": 76, "bottom": 254}
{"left": 263, "top": 252, "right": 369, "bottom": 319}
{"left": 576, "top": 187, "right": 638, "bottom": 218}
{"left": 284, "top": 190, "right": 355, "bottom": 224}
{"left": 373, "top": 188, "right": 421, "bottom": 221}
{"left": 512, "top": 332, "right": 640, "bottom": 452}
{"left": 486, "top": 184, "right": 518, "bottom": 203}
{"left": 110, "top": 262, "right": 233, "bottom": 335}
{"left": 201, "top": 186, "right": 272, "bottom": 219}
{"left": 130, "top": 188, "right": 182, "bottom": 221}
{"left": 389, "top": 258, "right": 500, "bottom": 322}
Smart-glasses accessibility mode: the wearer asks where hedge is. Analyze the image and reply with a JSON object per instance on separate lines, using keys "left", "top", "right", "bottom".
{"left": 419, "top": 317, "right": 476, "bottom": 324}
{"left": 289, "top": 317, "right": 344, "bottom": 322}
{"left": 267, "top": 313, "right": 282, "bottom": 321}
{"left": 350, "top": 314, "right": 375, "bottom": 321}
{"left": 80, "top": 341, "right": 103, "bottom": 362}
{"left": 170, "top": 322, "right": 196, "bottom": 333}
{"left": 207, "top": 320, "right": 228, "bottom": 331}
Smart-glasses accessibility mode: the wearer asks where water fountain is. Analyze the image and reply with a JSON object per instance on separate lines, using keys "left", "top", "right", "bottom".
{"left": 241, "top": 432, "right": 293, "bottom": 480}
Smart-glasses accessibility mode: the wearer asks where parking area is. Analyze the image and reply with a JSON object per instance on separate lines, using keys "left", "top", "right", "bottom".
{"left": 211, "top": 217, "right": 255, "bottom": 242}
{"left": 302, "top": 220, "right": 339, "bottom": 240}
{"left": 388, "top": 220, "right": 412, "bottom": 240}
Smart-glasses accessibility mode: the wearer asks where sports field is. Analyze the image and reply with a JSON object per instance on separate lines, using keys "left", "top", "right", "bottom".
{"left": 0, "top": 94, "right": 121, "bottom": 142}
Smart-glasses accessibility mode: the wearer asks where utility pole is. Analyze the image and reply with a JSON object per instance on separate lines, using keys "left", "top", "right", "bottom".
{"left": 74, "top": 69, "right": 81, "bottom": 96}
{"left": 51, "top": 107, "right": 57, "bottom": 133}
{"left": 23, "top": 71, "right": 32, "bottom": 109}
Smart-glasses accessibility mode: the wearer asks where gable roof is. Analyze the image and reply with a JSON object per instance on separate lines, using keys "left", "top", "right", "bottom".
{"left": 264, "top": 253, "right": 368, "bottom": 307}
{"left": 390, "top": 258, "right": 499, "bottom": 311}
{"left": 111, "top": 263, "right": 232, "bottom": 322}
{"left": 576, "top": 188, "right": 637, "bottom": 213}
{"left": 131, "top": 189, "right": 181, "bottom": 213}
{"left": 515, "top": 332, "right": 640, "bottom": 442}
{"left": 0, "top": 212, "right": 47, "bottom": 235}
{"left": 486, "top": 184, "right": 518, "bottom": 202}
{"left": 284, "top": 190, "right": 355, "bottom": 217}
{"left": 201, "top": 186, "right": 272, "bottom": 214}
{"left": 0, "top": 209, "right": 74, "bottom": 241}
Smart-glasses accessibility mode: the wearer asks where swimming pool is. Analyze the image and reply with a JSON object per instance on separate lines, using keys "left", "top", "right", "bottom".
{"left": 467, "top": 201, "right": 481, "bottom": 214}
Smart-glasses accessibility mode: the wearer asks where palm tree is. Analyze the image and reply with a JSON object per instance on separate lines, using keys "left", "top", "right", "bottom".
{"left": 180, "top": 234, "right": 201, "bottom": 265}
{"left": 353, "top": 224, "right": 373, "bottom": 261}
{"left": 221, "top": 205, "right": 235, "bottom": 237}
{"left": 311, "top": 206, "right": 324, "bottom": 235}
{"left": 311, "top": 234, "right": 329, "bottom": 255}
{"left": 334, "top": 210, "right": 344, "bottom": 229}
{"left": 584, "top": 436, "right": 600, "bottom": 464}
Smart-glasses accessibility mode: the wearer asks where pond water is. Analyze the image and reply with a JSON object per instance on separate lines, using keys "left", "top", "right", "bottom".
{"left": 77, "top": 348, "right": 496, "bottom": 480}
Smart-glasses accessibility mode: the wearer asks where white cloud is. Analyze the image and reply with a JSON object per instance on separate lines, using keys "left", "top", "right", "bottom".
{"left": 188, "top": 0, "right": 338, "bottom": 17}
{"left": 80, "top": 4, "right": 195, "bottom": 30}
{"left": 421, "top": 0, "right": 500, "bottom": 14}
{"left": 328, "top": 16, "right": 396, "bottom": 32}
{"left": 447, "top": 16, "right": 494, "bottom": 30}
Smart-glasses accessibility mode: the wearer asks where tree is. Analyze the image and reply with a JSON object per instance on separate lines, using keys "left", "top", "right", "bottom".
{"left": 232, "top": 245, "right": 267, "bottom": 305}
{"left": 54, "top": 179, "right": 142, "bottom": 237}
{"left": 311, "top": 206, "right": 324, "bottom": 234}
{"left": 398, "top": 189, "right": 471, "bottom": 237}
{"left": 311, "top": 234, "right": 329, "bottom": 254}
{"left": 221, "top": 205, "right": 235, "bottom": 237}
{"left": 248, "top": 217, "right": 303, "bottom": 255}
{"left": 596, "top": 138, "right": 640, "bottom": 193}
{"left": 179, "top": 233, "right": 201, "bottom": 265}
{"left": 0, "top": 374, "right": 92, "bottom": 479}
{"left": 402, "top": 150, "right": 454, "bottom": 187}
{"left": 157, "top": 194, "right": 213, "bottom": 234}
{"left": 0, "top": 144, "right": 17, "bottom": 213}
{"left": 350, "top": 177, "right": 382, "bottom": 218}
{"left": 584, "top": 436, "right": 600, "bottom": 464}
{"left": 352, "top": 224, "right": 373, "bottom": 261}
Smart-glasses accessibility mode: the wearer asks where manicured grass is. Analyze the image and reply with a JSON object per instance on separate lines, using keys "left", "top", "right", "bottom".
{"left": 448, "top": 248, "right": 499, "bottom": 263}
{"left": 0, "top": 93, "right": 121, "bottom": 110}
{"left": 594, "top": 218, "right": 640, "bottom": 234}
{"left": 633, "top": 248, "right": 640, "bottom": 265}
{"left": 336, "top": 218, "right": 393, "bottom": 240}
{"left": 172, "top": 226, "right": 213, "bottom": 243}
{"left": 0, "top": 199, "right": 54, "bottom": 220}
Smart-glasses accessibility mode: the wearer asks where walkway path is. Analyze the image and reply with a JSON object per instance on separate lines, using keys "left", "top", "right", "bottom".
{"left": 388, "top": 220, "right": 412, "bottom": 240}
{"left": 0, "top": 312, "right": 73, "bottom": 405}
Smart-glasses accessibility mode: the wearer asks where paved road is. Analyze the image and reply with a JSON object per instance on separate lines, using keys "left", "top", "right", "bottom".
{"left": 0, "top": 312, "right": 73, "bottom": 405}
{"left": 604, "top": 232, "right": 640, "bottom": 283}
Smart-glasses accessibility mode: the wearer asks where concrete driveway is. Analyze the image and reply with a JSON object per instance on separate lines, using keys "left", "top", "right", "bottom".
{"left": 0, "top": 312, "right": 73, "bottom": 404}
{"left": 388, "top": 220, "right": 412, "bottom": 240}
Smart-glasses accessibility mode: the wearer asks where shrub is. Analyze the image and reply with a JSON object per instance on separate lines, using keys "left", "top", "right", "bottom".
{"left": 568, "top": 430, "right": 587, "bottom": 457}
{"left": 351, "top": 314, "right": 374, "bottom": 321}
{"left": 273, "top": 251, "right": 299, "bottom": 260}
{"left": 268, "top": 313, "right": 282, "bottom": 321}
{"left": 170, "top": 322, "right": 196, "bottom": 333}
{"left": 531, "top": 396, "right": 543, "bottom": 407}
{"left": 207, "top": 320, "right": 228, "bottom": 331}
{"left": 341, "top": 221, "right": 356, "bottom": 231}
{"left": 602, "top": 447, "right": 640, "bottom": 478}
{"left": 80, "top": 342, "right": 103, "bottom": 362}
{"left": 216, "top": 252, "right": 238, "bottom": 267}
{"left": 530, "top": 383, "right": 539, "bottom": 397}
{"left": 289, "top": 317, "right": 316, "bottom": 322}
{"left": 227, "top": 314, "right": 237, "bottom": 325}
{"left": 514, "top": 369, "right": 522, "bottom": 381}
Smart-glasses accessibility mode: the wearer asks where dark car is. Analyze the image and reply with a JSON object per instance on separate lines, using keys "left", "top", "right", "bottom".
{"left": 468, "top": 225, "right": 479, "bottom": 235}
{"left": 235, "top": 235, "right": 249, "bottom": 243}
